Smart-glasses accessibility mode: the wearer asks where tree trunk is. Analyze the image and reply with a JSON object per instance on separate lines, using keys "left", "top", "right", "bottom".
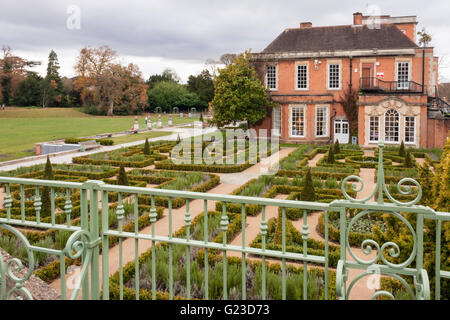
{"left": 107, "top": 100, "right": 114, "bottom": 116}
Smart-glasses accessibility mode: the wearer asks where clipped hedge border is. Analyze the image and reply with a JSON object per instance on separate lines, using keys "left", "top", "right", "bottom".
{"left": 32, "top": 204, "right": 165, "bottom": 283}
{"left": 137, "top": 174, "right": 220, "bottom": 209}
{"left": 249, "top": 217, "right": 341, "bottom": 268}
{"left": 65, "top": 138, "right": 114, "bottom": 146}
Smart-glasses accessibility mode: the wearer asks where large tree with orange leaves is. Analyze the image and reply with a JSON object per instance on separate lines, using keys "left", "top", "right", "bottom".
{"left": 73, "top": 45, "right": 147, "bottom": 115}
{"left": 0, "top": 46, "right": 40, "bottom": 105}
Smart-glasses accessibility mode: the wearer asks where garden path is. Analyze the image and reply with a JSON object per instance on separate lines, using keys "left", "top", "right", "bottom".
{"left": 49, "top": 148, "right": 297, "bottom": 299}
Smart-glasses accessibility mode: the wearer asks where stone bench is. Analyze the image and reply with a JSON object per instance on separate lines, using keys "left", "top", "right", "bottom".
{"left": 79, "top": 140, "right": 100, "bottom": 152}
{"left": 96, "top": 133, "right": 113, "bottom": 139}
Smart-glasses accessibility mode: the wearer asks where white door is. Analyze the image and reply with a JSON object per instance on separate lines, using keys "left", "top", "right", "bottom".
{"left": 272, "top": 106, "right": 281, "bottom": 137}
{"left": 334, "top": 120, "right": 349, "bottom": 144}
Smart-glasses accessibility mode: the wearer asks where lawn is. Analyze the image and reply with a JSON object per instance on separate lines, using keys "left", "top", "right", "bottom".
{"left": 0, "top": 107, "right": 197, "bottom": 162}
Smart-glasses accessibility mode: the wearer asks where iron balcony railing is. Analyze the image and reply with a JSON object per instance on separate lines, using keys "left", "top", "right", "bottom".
{"left": 360, "top": 77, "right": 425, "bottom": 94}
{"left": 0, "top": 141, "right": 448, "bottom": 301}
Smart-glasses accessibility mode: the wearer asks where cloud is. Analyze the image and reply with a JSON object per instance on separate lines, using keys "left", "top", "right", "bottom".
{"left": 1, "top": 0, "right": 449, "bottom": 82}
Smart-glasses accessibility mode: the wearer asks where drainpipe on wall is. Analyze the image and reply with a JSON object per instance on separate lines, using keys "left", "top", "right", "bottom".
{"left": 328, "top": 109, "right": 337, "bottom": 144}
{"left": 422, "top": 48, "right": 425, "bottom": 94}
{"left": 349, "top": 56, "right": 353, "bottom": 90}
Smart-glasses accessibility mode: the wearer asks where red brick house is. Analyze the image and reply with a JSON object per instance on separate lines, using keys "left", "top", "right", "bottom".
{"left": 252, "top": 12, "right": 450, "bottom": 148}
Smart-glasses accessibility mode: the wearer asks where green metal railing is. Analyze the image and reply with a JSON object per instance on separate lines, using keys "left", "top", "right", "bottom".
{"left": 0, "top": 141, "right": 448, "bottom": 300}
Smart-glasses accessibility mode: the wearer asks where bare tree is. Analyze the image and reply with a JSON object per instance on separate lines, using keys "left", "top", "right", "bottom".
{"left": 205, "top": 58, "right": 221, "bottom": 79}
{"left": 220, "top": 53, "right": 237, "bottom": 66}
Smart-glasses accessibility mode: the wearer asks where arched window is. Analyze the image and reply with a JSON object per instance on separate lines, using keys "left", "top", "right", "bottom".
{"left": 385, "top": 109, "right": 399, "bottom": 143}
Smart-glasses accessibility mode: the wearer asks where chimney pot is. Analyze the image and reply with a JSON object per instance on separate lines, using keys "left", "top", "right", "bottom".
{"left": 353, "top": 12, "right": 363, "bottom": 25}
{"left": 300, "top": 22, "right": 312, "bottom": 28}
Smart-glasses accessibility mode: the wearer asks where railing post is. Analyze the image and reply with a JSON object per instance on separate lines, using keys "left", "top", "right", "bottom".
{"left": 81, "top": 180, "right": 103, "bottom": 300}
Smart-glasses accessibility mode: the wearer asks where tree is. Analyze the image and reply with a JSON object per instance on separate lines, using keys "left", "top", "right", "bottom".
{"left": 41, "top": 156, "right": 54, "bottom": 218}
{"left": 146, "top": 68, "right": 179, "bottom": 90}
{"left": 417, "top": 28, "right": 432, "bottom": 47}
{"left": 334, "top": 140, "right": 340, "bottom": 154}
{"left": 336, "top": 86, "right": 359, "bottom": 137}
{"left": 432, "top": 136, "right": 450, "bottom": 211}
{"left": 404, "top": 151, "right": 414, "bottom": 168}
{"left": 74, "top": 46, "right": 147, "bottom": 115}
{"left": 13, "top": 72, "right": 43, "bottom": 106}
{"left": 143, "top": 138, "right": 150, "bottom": 155}
{"left": 300, "top": 168, "right": 316, "bottom": 201}
{"left": 327, "top": 144, "right": 335, "bottom": 164}
{"left": 220, "top": 53, "right": 237, "bottom": 66}
{"left": 118, "top": 166, "right": 129, "bottom": 186}
{"left": 418, "top": 162, "right": 434, "bottom": 206}
{"left": 147, "top": 81, "right": 201, "bottom": 113}
{"left": 210, "top": 51, "right": 274, "bottom": 128}
{"left": 0, "top": 46, "right": 40, "bottom": 105}
{"left": 399, "top": 141, "right": 406, "bottom": 157}
{"left": 187, "top": 69, "right": 214, "bottom": 108}
{"left": 41, "top": 50, "right": 64, "bottom": 107}
{"left": 205, "top": 58, "right": 221, "bottom": 79}
{"left": 199, "top": 113, "right": 204, "bottom": 122}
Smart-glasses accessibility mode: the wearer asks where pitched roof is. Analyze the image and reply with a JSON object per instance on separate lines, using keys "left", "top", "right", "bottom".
{"left": 261, "top": 24, "right": 418, "bottom": 53}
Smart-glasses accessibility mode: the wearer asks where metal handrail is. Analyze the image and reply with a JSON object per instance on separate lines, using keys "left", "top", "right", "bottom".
{"left": 360, "top": 77, "right": 424, "bottom": 93}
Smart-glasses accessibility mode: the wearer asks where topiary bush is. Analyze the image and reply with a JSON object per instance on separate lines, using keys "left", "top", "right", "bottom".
{"left": 326, "top": 144, "right": 335, "bottom": 164}
{"left": 40, "top": 156, "right": 54, "bottom": 218}
{"left": 143, "top": 138, "right": 150, "bottom": 155}
{"left": 334, "top": 140, "right": 340, "bottom": 154}
{"left": 399, "top": 141, "right": 406, "bottom": 157}
{"left": 118, "top": 166, "right": 129, "bottom": 186}
{"left": 300, "top": 168, "right": 316, "bottom": 202}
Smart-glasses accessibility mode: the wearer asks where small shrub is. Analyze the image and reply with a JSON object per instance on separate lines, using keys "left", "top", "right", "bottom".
{"left": 118, "top": 166, "right": 129, "bottom": 186}
{"left": 326, "top": 145, "right": 335, "bottom": 164}
{"left": 404, "top": 151, "right": 414, "bottom": 168}
{"left": 143, "top": 138, "right": 150, "bottom": 155}
{"left": 399, "top": 141, "right": 406, "bottom": 157}
{"left": 334, "top": 140, "right": 340, "bottom": 154}
{"left": 300, "top": 168, "right": 316, "bottom": 201}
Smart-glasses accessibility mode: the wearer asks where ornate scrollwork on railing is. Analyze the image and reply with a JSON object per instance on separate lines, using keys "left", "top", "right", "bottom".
{"left": 346, "top": 210, "right": 417, "bottom": 269}
{"left": 0, "top": 224, "right": 35, "bottom": 300}
{"left": 64, "top": 230, "right": 93, "bottom": 259}
{"left": 341, "top": 140, "right": 422, "bottom": 206}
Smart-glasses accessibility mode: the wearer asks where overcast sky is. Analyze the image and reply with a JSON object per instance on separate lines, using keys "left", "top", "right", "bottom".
{"left": 1, "top": 0, "right": 449, "bottom": 83}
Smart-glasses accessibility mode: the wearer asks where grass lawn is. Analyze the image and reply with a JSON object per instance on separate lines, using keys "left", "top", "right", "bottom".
{"left": 0, "top": 107, "right": 197, "bottom": 162}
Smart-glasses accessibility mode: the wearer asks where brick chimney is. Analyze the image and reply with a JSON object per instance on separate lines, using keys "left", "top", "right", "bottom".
{"left": 300, "top": 22, "right": 312, "bottom": 28}
{"left": 353, "top": 12, "right": 363, "bottom": 25}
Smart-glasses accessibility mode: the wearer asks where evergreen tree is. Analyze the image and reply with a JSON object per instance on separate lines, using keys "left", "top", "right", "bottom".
{"left": 327, "top": 144, "right": 335, "bottom": 164}
{"left": 273, "top": 211, "right": 294, "bottom": 246}
{"left": 334, "top": 140, "right": 340, "bottom": 154}
{"left": 404, "top": 151, "right": 414, "bottom": 168}
{"left": 41, "top": 156, "right": 54, "bottom": 218}
{"left": 210, "top": 51, "right": 274, "bottom": 128}
{"left": 418, "top": 162, "right": 434, "bottom": 206}
{"left": 433, "top": 136, "right": 450, "bottom": 211}
{"left": 199, "top": 113, "right": 204, "bottom": 122}
{"left": 42, "top": 50, "right": 64, "bottom": 107}
{"left": 143, "top": 138, "right": 150, "bottom": 155}
{"left": 118, "top": 166, "right": 129, "bottom": 186}
{"left": 399, "top": 141, "right": 406, "bottom": 157}
{"left": 300, "top": 168, "right": 316, "bottom": 201}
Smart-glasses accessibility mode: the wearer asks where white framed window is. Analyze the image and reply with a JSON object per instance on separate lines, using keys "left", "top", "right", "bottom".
{"left": 296, "top": 64, "right": 308, "bottom": 90}
{"left": 404, "top": 116, "right": 416, "bottom": 144}
{"left": 290, "top": 105, "right": 305, "bottom": 137}
{"left": 369, "top": 116, "right": 380, "bottom": 142}
{"left": 266, "top": 65, "right": 277, "bottom": 90}
{"left": 397, "top": 62, "right": 410, "bottom": 90}
{"left": 315, "top": 106, "right": 329, "bottom": 137}
{"left": 385, "top": 109, "right": 400, "bottom": 143}
{"left": 328, "top": 63, "right": 341, "bottom": 89}
{"left": 272, "top": 106, "right": 281, "bottom": 137}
